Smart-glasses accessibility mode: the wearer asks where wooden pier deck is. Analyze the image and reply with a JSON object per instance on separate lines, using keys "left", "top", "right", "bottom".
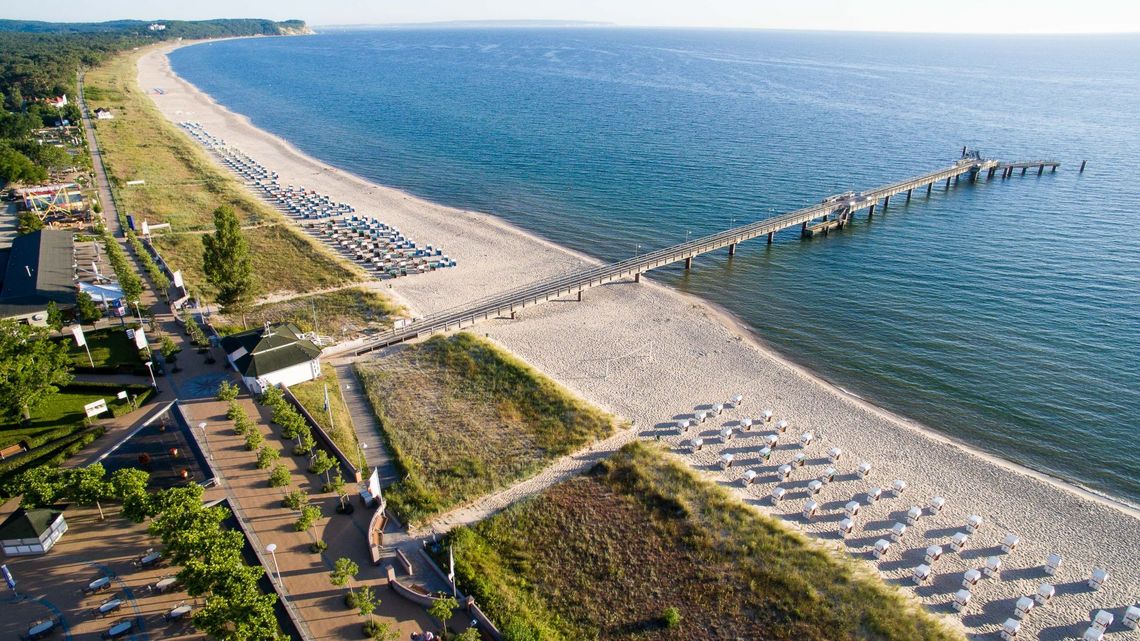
{"left": 335, "top": 154, "right": 1061, "bottom": 356}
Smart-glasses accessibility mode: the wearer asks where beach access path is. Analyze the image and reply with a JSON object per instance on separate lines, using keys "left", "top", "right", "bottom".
{"left": 139, "top": 42, "right": 1140, "bottom": 641}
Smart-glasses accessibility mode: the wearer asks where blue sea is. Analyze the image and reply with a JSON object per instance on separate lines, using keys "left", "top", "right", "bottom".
{"left": 171, "top": 29, "right": 1140, "bottom": 503}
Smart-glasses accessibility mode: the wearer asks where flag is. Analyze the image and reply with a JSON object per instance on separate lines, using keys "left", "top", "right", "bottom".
{"left": 1, "top": 564, "right": 14, "bottom": 590}
{"left": 448, "top": 545, "right": 455, "bottom": 584}
{"left": 72, "top": 324, "right": 86, "bottom": 347}
{"left": 323, "top": 384, "right": 331, "bottom": 413}
{"left": 134, "top": 328, "right": 148, "bottom": 350}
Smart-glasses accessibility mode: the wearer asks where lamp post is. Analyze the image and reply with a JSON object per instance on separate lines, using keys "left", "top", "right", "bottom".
{"left": 198, "top": 422, "right": 209, "bottom": 460}
{"left": 265, "top": 543, "right": 281, "bottom": 583}
{"left": 132, "top": 300, "right": 143, "bottom": 325}
{"left": 144, "top": 360, "right": 159, "bottom": 392}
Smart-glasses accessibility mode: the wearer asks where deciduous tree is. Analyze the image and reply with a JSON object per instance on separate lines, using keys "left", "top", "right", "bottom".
{"left": 0, "top": 319, "right": 73, "bottom": 420}
{"left": 65, "top": 463, "right": 112, "bottom": 519}
{"left": 108, "top": 467, "right": 150, "bottom": 522}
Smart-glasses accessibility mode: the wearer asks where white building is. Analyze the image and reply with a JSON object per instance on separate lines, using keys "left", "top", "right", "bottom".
{"left": 220, "top": 323, "right": 321, "bottom": 395}
{"left": 148, "top": 23, "right": 166, "bottom": 31}
{"left": 94, "top": 108, "right": 114, "bottom": 120}
{"left": 0, "top": 508, "right": 68, "bottom": 556}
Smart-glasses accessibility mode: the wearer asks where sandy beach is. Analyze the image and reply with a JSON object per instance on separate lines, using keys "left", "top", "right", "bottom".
{"left": 139, "top": 40, "right": 1140, "bottom": 640}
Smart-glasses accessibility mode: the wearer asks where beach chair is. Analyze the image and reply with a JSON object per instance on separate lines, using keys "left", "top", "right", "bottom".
{"left": 720, "top": 427, "right": 734, "bottom": 442}
{"left": 1089, "top": 567, "right": 1109, "bottom": 591}
{"left": 696, "top": 411, "right": 708, "bottom": 423}
{"left": 952, "top": 588, "right": 972, "bottom": 612}
{"left": 762, "top": 409, "right": 774, "bottom": 422}
{"left": 676, "top": 419, "right": 690, "bottom": 433}
{"left": 730, "top": 394, "right": 743, "bottom": 407}
{"left": 1082, "top": 627, "right": 1104, "bottom": 641}
{"left": 962, "top": 568, "right": 982, "bottom": 589}
{"left": 950, "top": 532, "right": 969, "bottom": 553}
{"left": 906, "top": 506, "right": 923, "bottom": 525}
{"left": 799, "top": 432, "right": 814, "bottom": 448}
{"left": 828, "top": 447, "right": 842, "bottom": 463}
{"left": 928, "top": 496, "right": 946, "bottom": 514}
{"left": 912, "top": 564, "right": 931, "bottom": 585}
{"left": 777, "top": 464, "right": 792, "bottom": 481}
{"left": 764, "top": 434, "right": 779, "bottom": 449}
{"left": 771, "top": 487, "right": 786, "bottom": 504}
{"left": 1034, "top": 583, "right": 1054, "bottom": 606}
{"left": 808, "top": 480, "right": 823, "bottom": 495}
{"left": 891, "top": 479, "right": 907, "bottom": 496}
{"left": 742, "top": 470, "right": 759, "bottom": 486}
{"left": 758, "top": 447, "right": 773, "bottom": 462}
{"left": 774, "top": 419, "right": 789, "bottom": 434}
{"left": 821, "top": 467, "right": 837, "bottom": 484}
{"left": 719, "top": 453, "right": 734, "bottom": 469}
{"left": 1000, "top": 533, "right": 1020, "bottom": 554}
{"left": 1092, "top": 610, "right": 1113, "bottom": 632}
{"left": 856, "top": 462, "right": 872, "bottom": 479}
{"left": 924, "top": 545, "right": 943, "bottom": 564}
{"left": 889, "top": 522, "right": 906, "bottom": 542}
{"left": 713, "top": 403, "right": 725, "bottom": 415}
{"left": 691, "top": 438, "right": 704, "bottom": 452}
{"left": 873, "top": 539, "right": 891, "bottom": 559}
{"left": 1000, "top": 618, "right": 1021, "bottom": 640}
{"left": 839, "top": 518, "right": 854, "bottom": 538}
{"left": 1014, "top": 596, "right": 1034, "bottom": 619}
{"left": 792, "top": 453, "right": 806, "bottom": 468}
{"left": 965, "top": 515, "right": 984, "bottom": 534}
{"left": 1123, "top": 605, "right": 1140, "bottom": 630}
{"left": 983, "top": 556, "right": 1002, "bottom": 578}
{"left": 844, "top": 501, "right": 860, "bottom": 518}
{"left": 740, "top": 418, "right": 753, "bottom": 431}
{"left": 803, "top": 500, "right": 818, "bottom": 520}
{"left": 866, "top": 487, "right": 882, "bottom": 504}
{"left": 1044, "top": 553, "right": 1063, "bottom": 576}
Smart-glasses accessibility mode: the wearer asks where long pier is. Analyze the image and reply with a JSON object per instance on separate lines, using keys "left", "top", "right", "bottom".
{"left": 338, "top": 153, "right": 1060, "bottom": 356}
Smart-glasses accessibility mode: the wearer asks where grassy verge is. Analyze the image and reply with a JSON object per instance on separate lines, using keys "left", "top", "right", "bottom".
{"left": 289, "top": 363, "right": 362, "bottom": 468}
{"left": 0, "top": 382, "right": 155, "bottom": 449}
{"left": 84, "top": 49, "right": 365, "bottom": 299}
{"left": 212, "top": 286, "right": 402, "bottom": 338}
{"left": 63, "top": 326, "right": 145, "bottom": 371}
{"left": 356, "top": 332, "right": 620, "bottom": 525}
{"left": 440, "top": 442, "right": 964, "bottom": 641}
{"left": 0, "top": 427, "right": 106, "bottom": 498}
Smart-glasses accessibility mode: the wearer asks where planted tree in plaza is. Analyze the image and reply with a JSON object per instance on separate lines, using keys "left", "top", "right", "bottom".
{"left": 193, "top": 583, "right": 282, "bottom": 641}
{"left": 65, "top": 463, "right": 112, "bottom": 519}
{"left": 216, "top": 380, "right": 240, "bottom": 402}
{"left": 329, "top": 556, "right": 359, "bottom": 607}
{"left": 0, "top": 319, "right": 73, "bottom": 420}
{"left": 453, "top": 629, "right": 480, "bottom": 641}
{"left": 308, "top": 449, "right": 336, "bottom": 485}
{"left": 268, "top": 464, "right": 291, "bottom": 488}
{"left": 429, "top": 595, "right": 460, "bottom": 641}
{"left": 358, "top": 586, "right": 398, "bottom": 639}
{"left": 202, "top": 205, "right": 255, "bottom": 324}
{"left": 256, "top": 445, "right": 280, "bottom": 469}
{"left": 45, "top": 301, "right": 63, "bottom": 331}
{"left": 16, "top": 465, "right": 66, "bottom": 507}
{"left": 293, "top": 428, "right": 315, "bottom": 457}
{"left": 294, "top": 504, "right": 321, "bottom": 531}
{"left": 109, "top": 467, "right": 151, "bottom": 522}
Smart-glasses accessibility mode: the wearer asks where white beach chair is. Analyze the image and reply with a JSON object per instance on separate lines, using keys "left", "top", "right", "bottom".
{"left": 828, "top": 447, "right": 842, "bottom": 463}
{"left": 928, "top": 496, "right": 946, "bottom": 514}
{"left": 1000, "top": 618, "right": 1021, "bottom": 640}
{"left": 740, "top": 418, "right": 753, "bottom": 431}
{"left": 696, "top": 411, "right": 708, "bottom": 423}
{"left": 691, "top": 438, "right": 704, "bottom": 452}
{"left": 1044, "top": 553, "right": 1062, "bottom": 576}
{"left": 720, "top": 453, "right": 734, "bottom": 469}
{"left": 758, "top": 446, "right": 773, "bottom": 462}
{"left": 799, "top": 432, "right": 814, "bottom": 448}
{"left": 764, "top": 434, "right": 779, "bottom": 449}
{"left": 807, "top": 479, "right": 823, "bottom": 495}
{"left": 713, "top": 403, "right": 724, "bottom": 415}
{"left": 762, "top": 409, "right": 774, "bottom": 422}
{"left": 742, "top": 469, "right": 759, "bottom": 485}
{"left": 912, "top": 564, "right": 931, "bottom": 585}
{"left": 962, "top": 568, "right": 982, "bottom": 589}
{"left": 775, "top": 419, "right": 789, "bottom": 433}
{"left": 965, "top": 515, "right": 984, "bottom": 534}
{"left": 1089, "top": 567, "right": 1109, "bottom": 591}
{"left": 821, "top": 467, "right": 837, "bottom": 484}
{"left": 906, "top": 506, "right": 923, "bottom": 525}
{"left": 949, "top": 532, "right": 969, "bottom": 553}
{"left": 720, "top": 427, "right": 734, "bottom": 442}
{"left": 873, "top": 539, "right": 891, "bottom": 559}
{"left": 730, "top": 394, "right": 743, "bottom": 407}
{"left": 792, "top": 453, "right": 806, "bottom": 468}
{"left": 771, "top": 487, "right": 786, "bottom": 504}
{"left": 1092, "top": 610, "right": 1114, "bottom": 632}
{"left": 952, "top": 588, "right": 972, "bottom": 612}
{"left": 891, "top": 479, "right": 906, "bottom": 496}
{"left": 1122, "top": 605, "right": 1140, "bottom": 630}
{"left": 889, "top": 522, "right": 906, "bottom": 542}
{"left": 839, "top": 517, "right": 854, "bottom": 538}
{"left": 1000, "top": 533, "right": 1020, "bottom": 554}
{"left": 1014, "top": 596, "right": 1034, "bottom": 619}
{"left": 924, "top": 545, "right": 943, "bottom": 564}
{"left": 983, "top": 556, "right": 1002, "bottom": 578}
{"left": 844, "top": 501, "right": 861, "bottom": 518}
{"left": 777, "top": 464, "right": 792, "bottom": 481}
{"left": 866, "top": 487, "right": 882, "bottom": 504}
{"left": 1034, "top": 583, "right": 1054, "bottom": 606}
{"left": 856, "top": 462, "right": 872, "bottom": 479}
{"left": 677, "top": 419, "right": 690, "bottom": 433}
{"left": 803, "top": 500, "right": 818, "bottom": 520}
{"left": 1082, "top": 627, "right": 1104, "bottom": 641}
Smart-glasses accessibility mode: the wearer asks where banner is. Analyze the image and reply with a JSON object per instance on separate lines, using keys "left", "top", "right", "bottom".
{"left": 72, "top": 324, "right": 86, "bottom": 347}
{"left": 172, "top": 270, "right": 184, "bottom": 288}
{"left": 134, "top": 328, "right": 148, "bottom": 350}
{"left": 84, "top": 399, "right": 108, "bottom": 418}
{"left": 368, "top": 469, "right": 381, "bottom": 501}
{"left": 1, "top": 564, "right": 14, "bottom": 590}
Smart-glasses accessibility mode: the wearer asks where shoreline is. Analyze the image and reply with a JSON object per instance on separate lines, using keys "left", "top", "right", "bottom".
{"left": 140, "top": 37, "right": 1139, "bottom": 638}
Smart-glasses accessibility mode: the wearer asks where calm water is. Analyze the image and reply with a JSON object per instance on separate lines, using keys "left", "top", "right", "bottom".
{"left": 172, "top": 29, "right": 1140, "bottom": 502}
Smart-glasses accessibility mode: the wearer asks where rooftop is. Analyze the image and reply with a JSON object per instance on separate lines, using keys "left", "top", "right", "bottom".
{"left": 220, "top": 323, "right": 321, "bottom": 378}
{"left": 0, "top": 507, "right": 64, "bottom": 540}
{"left": 0, "top": 229, "right": 75, "bottom": 317}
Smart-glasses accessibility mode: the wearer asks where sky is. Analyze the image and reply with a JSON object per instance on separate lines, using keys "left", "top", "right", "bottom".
{"left": 7, "top": 0, "right": 1140, "bottom": 34}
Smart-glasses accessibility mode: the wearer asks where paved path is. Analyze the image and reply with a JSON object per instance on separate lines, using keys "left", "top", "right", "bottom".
{"left": 331, "top": 362, "right": 399, "bottom": 487}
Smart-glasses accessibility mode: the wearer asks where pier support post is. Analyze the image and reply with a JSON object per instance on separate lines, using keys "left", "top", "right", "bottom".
{"left": 944, "top": 177, "right": 951, "bottom": 190}
{"left": 510, "top": 310, "right": 516, "bottom": 320}
{"left": 987, "top": 167, "right": 996, "bottom": 179}
{"left": 1080, "top": 160, "right": 1087, "bottom": 173}
{"left": 577, "top": 290, "right": 582, "bottom": 302}
{"left": 684, "top": 256, "right": 693, "bottom": 270}
{"left": 1052, "top": 165, "right": 1057, "bottom": 173}
{"left": 1022, "top": 167, "right": 1027, "bottom": 176}
{"left": 867, "top": 204, "right": 876, "bottom": 219}
{"left": 1038, "top": 165, "right": 1044, "bottom": 176}
{"left": 906, "top": 189, "right": 912, "bottom": 202}
{"left": 634, "top": 272, "right": 641, "bottom": 283}
{"left": 955, "top": 175, "right": 961, "bottom": 186}
{"left": 927, "top": 183, "right": 933, "bottom": 196}
{"left": 961, "top": 145, "right": 967, "bottom": 157}
{"left": 767, "top": 231, "right": 774, "bottom": 245}
{"left": 883, "top": 196, "right": 891, "bottom": 208}
{"left": 728, "top": 243, "right": 737, "bottom": 256}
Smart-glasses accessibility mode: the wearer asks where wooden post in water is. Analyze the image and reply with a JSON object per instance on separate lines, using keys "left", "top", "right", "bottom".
{"left": 884, "top": 195, "right": 891, "bottom": 208}
{"left": 1038, "top": 165, "right": 1044, "bottom": 176}
{"left": 684, "top": 256, "right": 693, "bottom": 270}
{"left": 1022, "top": 167, "right": 1027, "bottom": 176}
{"left": 944, "top": 177, "right": 951, "bottom": 190}
{"left": 1080, "top": 160, "right": 1087, "bottom": 173}
{"left": 867, "top": 203, "right": 876, "bottom": 219}
{"left": 728, "top": 243, "right": 737, "bottom": 256}
{"left": 927, "top": 183, "right": 933, "bottom": 196}
{"left": 767, "top": 231, "right": 774, "bottom": 245}
{"left": 906, "top": 189, "right": 912, "bottom": 202}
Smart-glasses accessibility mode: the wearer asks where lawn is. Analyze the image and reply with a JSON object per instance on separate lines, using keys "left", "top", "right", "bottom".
{"left": 439, "top": 442, "right": 965, "bottom": 641}
{"left": 290, "top": 363, "right": 363, "bottom": 469}
{"left": 64, "top": 326, "right": 145, "bottom": 371}
{"left": 355, "top": 332, "right": 620, "bottom": 525}
{"left": 84, "top": 49, "right": 365, "bottom": 300}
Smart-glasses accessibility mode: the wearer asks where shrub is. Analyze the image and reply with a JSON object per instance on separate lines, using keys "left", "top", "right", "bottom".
{"left": 244, "top": 428, "right": 264, "bottom": 451}
{"left": 663, "top": 606, "right": 682, "bottom": 629}
{"left": 259, "top": 385, "right": 285, "bottom": 409}
{"left": 216, "top": 380, "right": 240, "bottom": 402}
{"left": 363, "top": 619, "right": 398, "bottom": 640}
{"left": 293, "top": 429, "right": 315, "bottom": 457}
{"left": 294, "top": 504, "right": 321, "bottom": 531}
{"left": 233, "top": 413, "right": 255, "bottom": 436}
{"left": 281, "top": 488, "right": 308, "bottom": 510}
{"left": 310, "top": 540, "right": 328, "bottom": 554}
{"left": 268, "top": 464, "right": 290, "bottom": 488}
{"left": 255, "top": 446, "right": 279, "bottom": 470}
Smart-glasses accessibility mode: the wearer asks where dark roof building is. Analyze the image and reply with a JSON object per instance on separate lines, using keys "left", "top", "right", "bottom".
{"left": 220, "top": 323, "right": 322, "bottom": 394}
{"left": 0, "top": 507, "right": 68, "bottom": 556}
{"left": 0, "top": 229, "right": 75, "bottom": 325}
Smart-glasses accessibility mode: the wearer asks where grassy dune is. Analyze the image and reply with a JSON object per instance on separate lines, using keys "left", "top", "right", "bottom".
{"left": 84, "top": 49, "right": 364, "bottom": 299}
{"left": 356, "top": 332, "right": 621, "bottom": 525}
{"left": 442, "top": 442, "right": 965, "bottom": 641}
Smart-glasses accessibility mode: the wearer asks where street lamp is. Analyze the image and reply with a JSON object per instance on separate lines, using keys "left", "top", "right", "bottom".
{"left": 144, "top": 361, "right": 159, "bottom": 392}
{"left": 131, "top": 300, "right": 143, "bottom": 325}
{"left": 198, "top": 422, "right": 210, "bottom": 460}
{"left": 265, "top": 543, "right": 281, "bottom": 583}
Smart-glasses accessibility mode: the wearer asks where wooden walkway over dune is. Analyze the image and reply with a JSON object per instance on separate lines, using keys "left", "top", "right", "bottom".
{"left": 337, "top": 152, "right": 1061, "bottom": 357}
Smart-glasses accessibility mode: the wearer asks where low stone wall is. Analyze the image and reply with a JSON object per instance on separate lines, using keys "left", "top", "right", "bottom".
{"left": 368, "top": 508, "right": 386, "bottom": 566}
{"left": 281, "top": 386, "right": 362, "bottom": 483}
{"left": 385, "top": 565, "right": 437, "bottom": 608}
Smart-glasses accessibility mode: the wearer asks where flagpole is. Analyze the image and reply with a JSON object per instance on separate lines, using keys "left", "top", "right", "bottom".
{"left": 449, "top": 545, "right": 456, "bottom": 599}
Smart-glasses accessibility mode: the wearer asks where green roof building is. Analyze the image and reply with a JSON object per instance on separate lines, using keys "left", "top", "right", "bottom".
{"left": 220, "top": 323, "right": 322, "bottom": 395}
{"left": 0, "top": 507, "right": 68, "bottom": 556}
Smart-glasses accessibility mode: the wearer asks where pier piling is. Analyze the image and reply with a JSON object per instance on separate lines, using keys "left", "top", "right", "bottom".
{"left": 906, "top": 189, "right": 912, "bottom": 202}
{"left": 1039, "top": 165, "right": 1044, "bottom": 176}
{"left": 684, "top": 256, "right": 693, "bottom": 270}
{"left": 767, "top": 231, "right": 774, "bottom": 245}
{"left": 1080, "top": 160, "right": 1087, "bottom": 173}
{"left": 927, "top": 183, "right": 933, "bottom": 196}
{"left": 867, "top": 204, "right": 876, "bottom": 219}
{"left": 728, "top": 242, "right": 737, "bottom": 256}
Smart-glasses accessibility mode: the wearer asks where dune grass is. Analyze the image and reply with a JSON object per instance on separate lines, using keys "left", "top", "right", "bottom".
{"left": 211, "top": 286, "right": 401, "bottom": 339}
{"left": 356, "top": 332, "right": 621, "bottom": 525}
{"left": 84, "top": 49, "right": 364, "bottom": 299}
{"left": 289, "top": 364, "right": 363, "bottom": 469}
{"left": 440, "top": 442, "right": 965, "bottom": 641}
